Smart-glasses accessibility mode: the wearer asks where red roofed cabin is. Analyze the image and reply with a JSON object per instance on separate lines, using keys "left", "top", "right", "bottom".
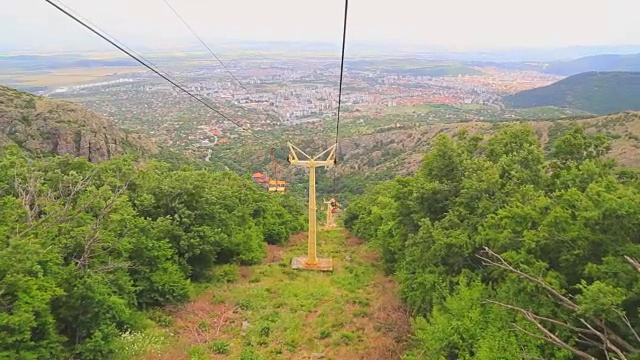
{"left": 251, "top": 172, "right": 269, "bottom": 188}
{"left": 252, "top": 172, "right": 287, "bottom": 193}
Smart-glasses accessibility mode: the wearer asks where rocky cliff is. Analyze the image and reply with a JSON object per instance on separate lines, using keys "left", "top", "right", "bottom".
{"left": 0, "top": 85, "right": 156, "bottom": 161}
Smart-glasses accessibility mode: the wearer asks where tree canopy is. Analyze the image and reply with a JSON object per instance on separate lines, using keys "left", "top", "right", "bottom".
{"left": 345, "top": 124, "right": 640, "bottom": 360}
{"left": 0, "top": 146, "right": 304, "bottom": 359}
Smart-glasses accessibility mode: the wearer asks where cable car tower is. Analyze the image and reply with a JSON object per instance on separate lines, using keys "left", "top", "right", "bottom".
{"left": 287, "top": 142, "right": 336, "bottom": 271}
{"left": 323, "top": 198, "right": 340, "bottom": 228}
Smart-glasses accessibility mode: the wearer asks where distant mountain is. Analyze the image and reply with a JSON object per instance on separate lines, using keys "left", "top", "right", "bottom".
{"left": 465, "top": 60, "right": 546, "bottom": 71}
{"left": 466, "top": 53, "right": 640, "bottom": 76}
{"left": 0, "top": 85, "right": 155, "bottom": 161}
{"left": 0, "top": 55, "right": 136, "bottom": 71}
{"left": 503, "top": 72, "right": 640, "bottom": 115}
{"left": 543, "top": 53, "right": 640, "bottom": 76}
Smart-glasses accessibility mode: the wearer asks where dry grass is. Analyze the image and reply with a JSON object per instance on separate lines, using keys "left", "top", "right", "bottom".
{"left": 1, "top": 67, "right": 143, "bottom": 87}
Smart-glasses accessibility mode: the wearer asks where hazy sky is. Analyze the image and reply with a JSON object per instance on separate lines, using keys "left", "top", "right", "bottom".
{"left": 1, "top": 0, "right": 639, "bottom": 52}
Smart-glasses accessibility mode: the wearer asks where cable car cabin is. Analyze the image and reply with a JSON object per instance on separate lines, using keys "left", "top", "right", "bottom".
{"left": 267, "top": 179, "right": 287, "bottom": 193}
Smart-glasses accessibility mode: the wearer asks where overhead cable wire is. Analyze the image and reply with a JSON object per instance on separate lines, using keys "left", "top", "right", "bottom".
{"left": 54, "top": 0, "right": 177, "bottom": 83}
{"left": 160, "top": 0, "right": 296, "bottom": 174}
{"left": 333, "top": 0, "right": 349, "bottom": 196}
{"left": 160, "top": 0, "right": 248, "bottom": 93}
{"left": 160, "top": 0, "right": 287, "bottom": 128}
{"left": 43, "top": 0, "right": 246, "bottom": 129}
{"left": 335, "top": 0, "right": 349, "bottom": 152}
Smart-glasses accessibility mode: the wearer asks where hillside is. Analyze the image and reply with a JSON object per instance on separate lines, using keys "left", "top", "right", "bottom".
{"left": 466, "top": 53, "right": 640, "bottom": 76}
{"left": 217, "top": 111, "right": 640, "bottom": 203}
{"left": 503, "top": 72, "right": 640, "bottom": 115}
{"left": 336, "top": 112, "right": 640, "bottom": 178}
{"left": 0, "top": 85, "right": 155, "bottom": 160}
{"left": 543, "top": 53, "right": 640, "bottom": 76}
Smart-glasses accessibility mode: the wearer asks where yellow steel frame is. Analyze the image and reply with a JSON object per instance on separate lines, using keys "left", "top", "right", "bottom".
{"left": 323, "top": 198, "right": 339, "bottom": 228}
{"left": 324, "top": 198, "right": 334, "bottom": 228}
{"left": 287, "top": 142, "right": 336, "bottom": 266}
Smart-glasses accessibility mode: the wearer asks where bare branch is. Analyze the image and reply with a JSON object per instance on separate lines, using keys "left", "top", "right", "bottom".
{"left": 580, "top": 319, "right": 628, "bottom": 360}
{"left": 577, "top": 333, "right": 604, "bottom": 348}
{"left": 589, "top": 317, "right": 637, "bottom": 353}
{"left": 478, "top": 247, "right": 578, "bottom": 310}
{"left": 615, "top": 309, "right": 640, "bottom": 345}
{"left": 624, "top": 256, "right": 640, "bottom": 273}
{"left": 487, "top": 300, "right": 593, "bottom": 335}
{"left": 13, "top": 169, "right": 41, "bottom": 224}
{"left": 481, "top": 248, "right": 638, "bottom": 356}
{"left": 76, "top": 178, "right": 131, "bottom": 270}
{"left": 88, "top": 261, "right": 132, "bottom": 274}
{"left": 489, "top": 300, "right": 596, "bottom": 359}
{"left": 13, "top": 169, "right": 96, "bottom": 239}
{"left": 512, "top": 322, "right": 596, "bottom": 360}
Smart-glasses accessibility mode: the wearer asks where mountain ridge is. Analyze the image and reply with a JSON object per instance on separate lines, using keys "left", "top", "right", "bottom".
{"left": 0, "top": 85, "right": 156, "bottom": 160}
{"left": 543, "top": 52, "right": 640, "bottom": 75}
{"left": 503, "top": 71, "right": 640, "bottom": 115}
{"left": 467, "top": 52, "right": 640, "bottom": 75}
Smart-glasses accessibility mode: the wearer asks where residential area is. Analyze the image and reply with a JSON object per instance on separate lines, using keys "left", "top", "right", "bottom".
{"left": 47, "top": 56, "right": 564, "bottom": 149}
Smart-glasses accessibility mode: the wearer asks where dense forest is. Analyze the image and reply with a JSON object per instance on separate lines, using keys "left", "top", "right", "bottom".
{"left": 0, "top": 145, "right": 305, "bottom": 359}
{"left": 345, "top": 124, "right": 640, "bottom": 359}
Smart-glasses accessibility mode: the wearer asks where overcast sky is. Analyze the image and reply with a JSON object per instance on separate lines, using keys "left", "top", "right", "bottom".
{"left": 1, "top": 0, "right": 639, "bottom": 52}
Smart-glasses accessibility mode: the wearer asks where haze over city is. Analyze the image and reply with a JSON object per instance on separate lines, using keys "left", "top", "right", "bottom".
{"left": 2, "top": 0, "right": 640, "bottom": 52}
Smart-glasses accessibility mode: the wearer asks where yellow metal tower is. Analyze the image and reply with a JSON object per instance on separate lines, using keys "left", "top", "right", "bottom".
{"left": 323, "top": 198, "right": 340, "bottom": 228}
{"left": 287, "top": 142, "right": 336, "bottom": 271}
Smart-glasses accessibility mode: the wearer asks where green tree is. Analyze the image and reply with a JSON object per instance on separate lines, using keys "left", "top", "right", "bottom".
{"left": 347, "top": 125, "right": 640, "bottom": 359}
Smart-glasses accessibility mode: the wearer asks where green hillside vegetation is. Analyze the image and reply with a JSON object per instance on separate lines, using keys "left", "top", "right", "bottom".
{"left": 345, "top": 124, "right": 640, "bottom": 359}
{"left": 504, "top": 71, "right": 640, "bottom": 115}
{"left": 216, "top": 111, "right": 640, "bottom": 207}
{"left": 0, "top": 146, "right": 305, "bottom": 359}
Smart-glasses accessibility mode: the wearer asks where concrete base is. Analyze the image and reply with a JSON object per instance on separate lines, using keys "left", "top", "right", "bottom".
{"left": 291, "top": 256, "right": 333, "bottom": 272}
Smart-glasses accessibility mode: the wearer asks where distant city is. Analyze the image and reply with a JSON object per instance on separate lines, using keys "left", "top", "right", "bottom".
{"left": 34, "top": 54, "right": 562, "bottom": 150}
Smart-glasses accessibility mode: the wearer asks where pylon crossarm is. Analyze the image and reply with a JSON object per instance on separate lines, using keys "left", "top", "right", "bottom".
{"left": 314, "top": 160, "right": 335, "bottom": 167}
{"left": 287, "top": 144, "right": 301, "bottom": 163}
{"left": 312, "top": 144, "right": 337, "bottom": 161}
{"left": 288, "top": 142, "right": 312, "bottom": 161}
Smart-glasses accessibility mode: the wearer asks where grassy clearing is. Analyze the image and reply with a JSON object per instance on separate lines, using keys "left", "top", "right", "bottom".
{"left": 136, "top": 229, "right": 410, "bottom": 360}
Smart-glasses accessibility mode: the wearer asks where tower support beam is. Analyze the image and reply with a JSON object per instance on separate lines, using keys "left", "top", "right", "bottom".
{"left": 287, "top": 142, "right": 336, "bottom": 271}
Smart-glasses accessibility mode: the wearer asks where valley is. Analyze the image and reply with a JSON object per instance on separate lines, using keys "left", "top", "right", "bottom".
{"left": 0, "top": 52, "right": 573, "bottom": 153}
{"left": 4, "top": 7, "right": 640, "bottom": 358}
